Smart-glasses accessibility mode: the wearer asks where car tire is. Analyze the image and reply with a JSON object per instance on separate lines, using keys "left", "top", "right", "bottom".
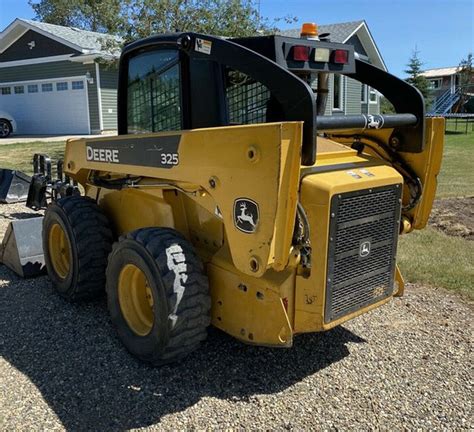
{"left": 0, "top": 119, "right": 12, "bottom": 138}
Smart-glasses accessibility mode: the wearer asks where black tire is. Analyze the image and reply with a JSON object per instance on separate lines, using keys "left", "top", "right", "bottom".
{"left": 43, "top": 196, "right": 113, "bottom": 301}
{"left": 106, "top": 227, "right": 211, "bottom": 365}
{"left": 0, "top": 119, "right": 12, "bottom": 138}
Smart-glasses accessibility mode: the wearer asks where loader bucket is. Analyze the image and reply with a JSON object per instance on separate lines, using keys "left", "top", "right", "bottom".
{"left": 0, "top": 217, "right": 46, "bottom": 278}
{"left": 0, "top": 169, "right": 31, "bottom": 204}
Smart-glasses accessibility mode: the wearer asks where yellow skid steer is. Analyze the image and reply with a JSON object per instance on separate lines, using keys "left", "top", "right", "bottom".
{"left": 26, "top": 24, "right": 444, "bottom": 365}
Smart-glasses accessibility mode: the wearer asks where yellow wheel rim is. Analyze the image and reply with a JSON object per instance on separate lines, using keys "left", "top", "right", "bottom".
{"left": 118, "top": 264, "right": 155, "bottom": 336}
{"left": 48, "top": 223, "right": 71, "bottom": 279}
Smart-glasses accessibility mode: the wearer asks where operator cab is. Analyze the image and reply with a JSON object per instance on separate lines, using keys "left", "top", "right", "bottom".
{"left": 118, "top": 24, "right": 425, "bottom": 166}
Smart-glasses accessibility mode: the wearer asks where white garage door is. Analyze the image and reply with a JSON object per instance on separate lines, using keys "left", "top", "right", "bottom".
{"left": 0, "top": 77, "right": 90, "bottom": 134}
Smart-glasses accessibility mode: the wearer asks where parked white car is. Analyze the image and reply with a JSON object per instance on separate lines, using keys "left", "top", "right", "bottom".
{"left": 0, "top": 111, "right": 17, "bottom": 138}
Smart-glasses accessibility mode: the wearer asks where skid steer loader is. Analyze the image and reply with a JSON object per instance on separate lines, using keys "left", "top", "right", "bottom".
{"left": 26, "top": 24, "right": 444, "bottom": 365}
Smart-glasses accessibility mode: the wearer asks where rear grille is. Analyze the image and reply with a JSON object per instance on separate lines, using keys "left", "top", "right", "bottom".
{"left": 325, "top": 185, "right": 402, "bottom": 323}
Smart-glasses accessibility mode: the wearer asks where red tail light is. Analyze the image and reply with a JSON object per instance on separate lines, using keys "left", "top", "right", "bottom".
{"left": 333, "top": 49, "right": 349, "bottom": 64}
{"left": 293, "top": 45, "right": 310, "bottom": 61}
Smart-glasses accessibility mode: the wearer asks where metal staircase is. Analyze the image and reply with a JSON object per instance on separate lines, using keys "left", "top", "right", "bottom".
{"left": 428, "top": 88, "right": 461, "bottom": 115}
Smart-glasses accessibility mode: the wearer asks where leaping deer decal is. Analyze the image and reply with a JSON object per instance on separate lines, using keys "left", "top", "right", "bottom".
{"left": 236, "top": 202, "right": 256, "bottom": 228}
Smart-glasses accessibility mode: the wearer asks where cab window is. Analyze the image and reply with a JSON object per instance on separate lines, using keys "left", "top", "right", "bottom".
{"left": 127, "top": 49, "right": 182, "bottom": 133}
{"left": 225, "top": 68, "right": 271, "bottom": 125}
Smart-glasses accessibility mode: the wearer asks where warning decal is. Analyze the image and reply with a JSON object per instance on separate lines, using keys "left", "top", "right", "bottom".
{"left": 195, "top": 38, "right": 212, "bottom": 55}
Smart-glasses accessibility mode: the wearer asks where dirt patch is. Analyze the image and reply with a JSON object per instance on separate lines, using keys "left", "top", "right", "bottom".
{"left": 429, "top": 197, "right": 474, "bottom": 240}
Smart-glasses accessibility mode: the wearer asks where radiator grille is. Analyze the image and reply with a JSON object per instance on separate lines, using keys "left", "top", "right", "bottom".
{"left": 325, "top": 185, "right": 402, "bottom": 323}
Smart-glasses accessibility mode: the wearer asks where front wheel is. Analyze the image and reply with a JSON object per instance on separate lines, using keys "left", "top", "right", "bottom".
{"left": 0, "top": 119, "right": 12, "bottom": 138}
{"left": 106, "top": 228, "right": 211, "bottom": 365}
{"left": 43, "top": 196, "right": 113, "bottom": 301}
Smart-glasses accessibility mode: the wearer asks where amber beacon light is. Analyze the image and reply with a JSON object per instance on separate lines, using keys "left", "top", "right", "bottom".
{"left": 300, "top": 22, "right": 318, "bottom": 38}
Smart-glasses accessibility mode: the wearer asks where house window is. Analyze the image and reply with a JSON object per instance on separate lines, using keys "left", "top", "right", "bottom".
{"left": 333, "top": 74, "right": 343, "bottom": 110}
{"left": 56, "top": 82, "right": 68, "bottom": 91}
{"left": 28, "top": 84, "right": 38, "bottom": 93}
{"left": 1, "top": 87, "right": 11, "bottom": 95}
{"left": 72, "top": 81, "right": 84, "bottom": 90}
{"left": 42, "top": 83, "right": 53, "bottom": 92}
{"left": 14, "top": 86, "right": 24, "bottom": 94}
{"left": 369, "top": 87, "right": 378, "bottom": 104}
{"left": 361, "top": 84, "right": 368, "bottom": 103}
{"left": 429, "top": 79, "right": 442, "bottom": 89}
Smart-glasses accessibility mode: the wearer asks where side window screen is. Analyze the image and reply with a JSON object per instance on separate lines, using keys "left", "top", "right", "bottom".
{"left": 225, "top": 69, "right": 271, "bottom": 125}
{"left": 127, "top": 49, "right": 181, "bottom": 134}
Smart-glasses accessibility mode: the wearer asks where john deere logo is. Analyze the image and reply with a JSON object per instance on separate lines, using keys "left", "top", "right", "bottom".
{"left": 359, "top": 240, "right": 371, "bottom": 257}
{"left": 234, "top": 198, "right": 259, "bottom": 234}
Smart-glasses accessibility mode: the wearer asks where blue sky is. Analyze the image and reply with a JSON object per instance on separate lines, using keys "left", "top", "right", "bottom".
{"left": 1, "top": 0, "right": 472, "bottom": 77}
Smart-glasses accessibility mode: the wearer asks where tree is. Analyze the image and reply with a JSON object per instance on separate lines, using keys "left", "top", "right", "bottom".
{"left": 29, "top": 0, "right": 127, "bottom": 33}
{"left": 29, "top": 0, "right": 294, "bottom": 40}
{"left": 380, "top": 96, "right": 395, "bottom": 114}
{"left": 404, "top": 49, "right": 431, "bottom": 107}
{"left": 453, "top": 53, "right": 473, "bottom": 113}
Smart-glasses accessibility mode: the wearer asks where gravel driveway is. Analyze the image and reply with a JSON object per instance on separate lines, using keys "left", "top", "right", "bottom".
{"left": 0, "top": 204, "right": 472, "bottom": 431}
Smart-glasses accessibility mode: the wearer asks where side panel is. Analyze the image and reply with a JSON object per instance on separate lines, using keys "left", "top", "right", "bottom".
{"left": 64, "top": 122, "right": 302, "bottom": 277}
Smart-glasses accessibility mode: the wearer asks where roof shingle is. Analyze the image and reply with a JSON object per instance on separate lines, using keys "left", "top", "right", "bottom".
{"left": 19, "top": 18, "right": 120, "bottom": 53}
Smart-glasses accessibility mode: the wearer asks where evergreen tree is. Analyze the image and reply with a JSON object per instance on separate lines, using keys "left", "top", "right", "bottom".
{"left": 404, "top": 49, "right": 431, "bottom": 105}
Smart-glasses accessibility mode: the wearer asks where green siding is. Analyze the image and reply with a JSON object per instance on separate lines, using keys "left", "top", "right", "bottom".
{"left": 345, "top": 77, "right": 362, "bottom": 115}
{"left": 98, "top": 64, "right": 118, "bottom": 130}
{"left": 368, "top": 99, "right": 380, "bottom": 115}
{"left": 0, "top": 60, "right": 100, "bottom": 132}
{"left": 326, "top": 75, "right": 333, "bottom": 115}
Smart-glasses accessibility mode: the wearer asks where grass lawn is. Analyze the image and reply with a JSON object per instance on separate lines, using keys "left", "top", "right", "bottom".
{"left": 436, "top": 128, "right": 474, "bottom": 198}
{"left": 0, "top": 125, "right": 472, "bottom": 297}
{"left": 0, "top": 141, "right": 66, "bottom": 175}
{"left": 398, "top": 227, "right": 473, "bottom": 297}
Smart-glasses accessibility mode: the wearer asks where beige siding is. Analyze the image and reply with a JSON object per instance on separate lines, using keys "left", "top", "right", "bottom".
{"left": 0, "top": 60, "right": 100, "bottom": 132}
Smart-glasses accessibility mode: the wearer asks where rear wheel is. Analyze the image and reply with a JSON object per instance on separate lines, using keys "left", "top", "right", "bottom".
{"left": 106, "top": 228, "right": 210, "bottom": 365}
{"left": 43, "top": 196, "right": 113, "bottom": 301}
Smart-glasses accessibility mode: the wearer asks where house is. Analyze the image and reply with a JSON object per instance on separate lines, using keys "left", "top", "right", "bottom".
{"left": 421, "top": 67, "right": 474, "bottom": 114}
{"left": 0, "top": 18, "right": 386, "bottom": 136}
{"left": 0, "top": 18, "right": 119, "bottom": 135}
{"left": 281, "top": 20, "right": 387, "bottom": 116}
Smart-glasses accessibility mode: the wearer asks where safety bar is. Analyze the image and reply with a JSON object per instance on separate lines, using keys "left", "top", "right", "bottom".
{"left": 316, "top": 113, "right": 418, "bottom": 131}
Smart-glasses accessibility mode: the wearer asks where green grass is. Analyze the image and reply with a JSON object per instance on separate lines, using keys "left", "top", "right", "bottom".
{"left": 436, "top": 128, "right": 474, "bottom": 198}
{"left": 398, "top": 227, "right": 474, "bottom": 297}
{"left": 0, "top": 141, "right": 66, "bottom": 175}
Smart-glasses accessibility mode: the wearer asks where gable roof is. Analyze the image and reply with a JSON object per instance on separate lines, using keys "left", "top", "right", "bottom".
{"left": 279, "top": 20, "right": 387, "bottom": 71}
{"left": 421, "top": 67, "right": 459, "bottom": 78}
{"left": 0, "top": 18, "right": 120, "bottom": 56}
